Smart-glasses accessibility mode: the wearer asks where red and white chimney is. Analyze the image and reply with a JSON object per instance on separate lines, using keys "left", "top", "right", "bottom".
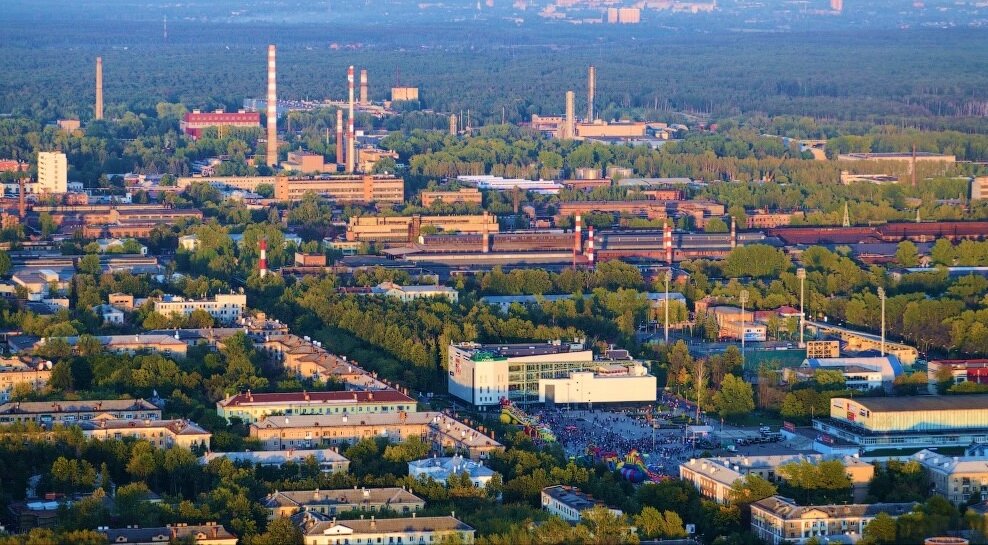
{"left": 347, "top": 66, "right": 356, "bottom": 173}
{"left": 336, "top": 109, "right": 344, "bottom": 168}
{"left": 259, "top": 238, "right": 268, "bottom": 278}
{"left": 266, "top": 45, "right": 277, "bottom": 167}
{"left": 573, "top": 214, "right": 582, "bottom": 267}
{"left": 587, "top": 225, "right": 595, "bottom": 267}
{"left": 663, "top": 220, "right": 673, "bottom": 263}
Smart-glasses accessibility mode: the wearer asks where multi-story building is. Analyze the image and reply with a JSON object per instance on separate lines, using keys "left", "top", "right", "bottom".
{"left": 248, "top": 411, "right": 503, "bottom": 460}
{"left": 369, "top": 281, "right": 459, "bottom": 303}
{"left": 556, "top": 200, "right": 668, "bottom": 221}
{"left": 181, "top": 109, "right": 261, "bottom": 139}
{"left": 79, "top": 418, "right": 211, "bottom": 450}
{"left": 280, "top": 150, "right": 330, "bottom": 173}
{"left": 175, "top": 175, "right": 404, "bottom": 204}
{"left": 390, "top": 87, "right": 419, "bottom": 102}
{"left": 36, "top": 152, "right": 67, "bottom": 194}
{"left": 814, "top": 395, "right": 988, "bottom": 451}
{"left": 792, "top": 356, "right": 904, "bottom": 392}
{"left": 927, "top": 359, "right": 988, "bottom": 389}
{"left": 972, "top": 176, "right": 988, "bottom": 201}
{"left": 216, "top": 389, "right": 417, "bottom": 424}
{"left": 153, "top": 293, "right": 246, "bottom": 325}
{"left": 262, "top": 487, "right": 425, "bottom": 519}
{"left": 420, "top": 188, "right": 483, "bottom": 208}
{"left": 357, "top": 147, "right": 399, "bottom": 173}
{"left": 0, "top": 360, "right": 51, "bottom": 403}
{"left": 913, "top": 449, "right": 988, "bottom": 504}
{"left": 0, "top": 399, "right": 161, "bottom": 426}
{"left": 299, "top": 514, "right": 473, "bottom": 545}
{"left": 751, "top": 495, "right": 914, "bottom": 545}
{"left": 408, "top": 455, "right": 497, "bottom": 488}
{"left": 606, "top": 7, "right": 641, "bottom": 23}
{"left": 838, "top": 152, "right": 956, "bottom": 163}
{"left": 200, "top": 449, "right": 350, "bottom": 474}
{"left": 447, "top": 341, "right": 597, "bottom": 407}
{"left": 680, "top": 455, "right": 875, "bottom": 505}
{"left": 541, "top": 485, "right": 623, "bottom": 523}
{"left": 746, "top": 211, "right": 802, "bottom": 229}
{"left": 102, "top": 523, "right": 237, "bottom": 545}
{"left": 346, "top": 213, "right": 499, "bottom": 243}
{"left": 536, "top": 363, "right": 657, "bottom": 405}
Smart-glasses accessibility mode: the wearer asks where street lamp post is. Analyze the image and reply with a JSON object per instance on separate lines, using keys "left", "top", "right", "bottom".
{"left": 797, "top": 268, "right": 806, "bottom": 348}
{"left": 664, "top": 269, "right": 672, "bottom": 344}
{"left": 739, "top": 289, "right": 749, "bottom": 366}
{"left": 877, "top": 287, "right": 886, "bottom": 356}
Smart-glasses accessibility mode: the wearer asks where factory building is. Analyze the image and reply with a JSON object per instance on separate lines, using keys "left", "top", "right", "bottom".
{"left": 768, "top": 221, "right": 988, "bottom": 245}
{"left": 420, "top": 188, "right": 483, "bottom": 207}
{"left": 175, "top": 174, "right": 405, "bottom": 204}
{"left": 180, "top": 110, "right": 261, "bottom": 140}
{"left": 346, "top": 213, "right": 499, "bottom": 243}
{"left": 813, "top": 396, "right": 988, "bottom": 451}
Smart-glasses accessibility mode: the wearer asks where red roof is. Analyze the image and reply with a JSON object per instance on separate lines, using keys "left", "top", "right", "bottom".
{"left": 223, "top": 389, "right": 413, "bottom": 407}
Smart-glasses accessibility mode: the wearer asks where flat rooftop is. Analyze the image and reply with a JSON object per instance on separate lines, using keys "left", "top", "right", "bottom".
{"left": 454, "top": 342, "right": 584, "bottom": 358}
{"left": 840, "top": 395, "right": 988, "bottom": 412}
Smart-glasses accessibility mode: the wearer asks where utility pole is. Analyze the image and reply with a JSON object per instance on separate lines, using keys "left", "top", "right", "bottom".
{"left": 877, "top": 287, "right": 886, "bottom": 356}
{"left": 739, "top": 289, "right": 749, "bottom": 368}
{"left": 664, "top": 269, "right": 672, "bottom": 344}
{"left": 797, "top": 268, "right": 806, "bottom": 348}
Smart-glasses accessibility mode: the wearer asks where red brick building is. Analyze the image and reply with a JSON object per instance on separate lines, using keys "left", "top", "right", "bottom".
{"left": 181, "top": 110, "right": 261, "bottom": 140}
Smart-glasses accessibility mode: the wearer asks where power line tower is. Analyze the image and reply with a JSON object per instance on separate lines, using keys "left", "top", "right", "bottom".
{"left": 842, "top": 202, "right": 850, "bottom": 227}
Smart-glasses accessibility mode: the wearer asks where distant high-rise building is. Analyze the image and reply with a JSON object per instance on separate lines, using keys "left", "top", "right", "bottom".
{"left": 95, "top": 57, "right": 103, "bottom": 120}
{"left": 266, "top": 45, "right": 278, "bottom": 167}
{"left": 37, "top": 152, "right": 68, "bottom": 194}
{"left": 360, "top": 69, "right": 369, "bottom": 105}
{"left": 831, "top": 0, "right": 843, "bottom": 12}
{"left": 449, "top": 114, "right": 458, "bottom": 136}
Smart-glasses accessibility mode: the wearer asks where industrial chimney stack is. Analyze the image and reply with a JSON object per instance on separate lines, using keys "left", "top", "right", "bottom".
{"left": 587, "top": 65, "right": 596, "bottom": 123}
{"left": 18, "top": 177, "right": 26, "bottom": 219}
{"left": 573, "top": 214, "right": 582, "bottom": 267}
{"left": 360, "top": 69, "right": 369, "bottom": 105}
{"left": 449, "top": 114, "right": 458, "bottom": 136}
{"left": 663, "top": 220, "right": 673, "bottom": 264}
{"left": 259, "top": 238, "right": 268, "bottom": 278}
{"left": 730, "top": 216, "right": 737, "bottom": 249}
{"left": 347, "top": 66, "right": 356, "bottom": 173}
{"left": 587, "top": 225, "right": 595, "bottom": 267}
{"left": 266, "top": 45, "right": 278, "bottom": 167}
{"left": 336, "top": 109, "right": 345, "bottom": 168}
{"left": 564, "top": 91, "right": 576, "bottom": 139}
{"left": 95, "top": 57, "right": 103, "bottom": 120}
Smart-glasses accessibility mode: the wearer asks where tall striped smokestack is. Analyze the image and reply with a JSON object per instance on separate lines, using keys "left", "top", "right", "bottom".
{"left": 664, "top": 220, "right": 673, "bottom": 263}
{"left": 360, "top": 69, "right": 368, "bottom": 105}
{"left": 587, "top": 225, "right": 595, "bottom": 267}
{"left": 266, "top": 45, "right": 278, "bottom": 167}
{"left": 730, "top": 216, "right": 737, "bottom": 249}
{"left": 482, "top": 212, "right": 490, "bottom": 253}
{"left": 587, "top": 65, "right": 595, "bottom": 122}
{"left": 95, "top": 57, "right": 103, "bottom": 120}
{"left": 573, "top": 214, "right": 582, "bottom": 267}
{"left": 564, "top": 90, "right": 575, "bottom": 139}
{"left": 347, "top": 66, "right": 356, "bottom": 173}
{"left": 336, "top": 109, "right": 344, "bottom": 168}
{"left": 259, "top": 238, "right": 268, "bottom": 278}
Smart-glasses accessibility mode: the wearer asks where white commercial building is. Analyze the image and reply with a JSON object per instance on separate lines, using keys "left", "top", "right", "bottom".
{"left": 537, "top": 363, "right": 656, "bottom": 405}
{"left": 408, "top": 455, "right": 497, "bottom": 488}
{"left": 799, "top": 356, "right": 904, "bottom": 391}
{"left": 37, "top": 151, "right": 67, "bottom": 194}
{"left": 153, "top": 293, "right": 246, "bottom": 324}
{"left": 456, "top": 175, "right": 563, "bottom": 195}
{"left": 371, "top": 282, "right": 459, "bottom": 303}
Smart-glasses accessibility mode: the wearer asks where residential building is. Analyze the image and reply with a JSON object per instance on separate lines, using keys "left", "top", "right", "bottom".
{"left": 420, "top": 188, "right": 483, "bottom": 207}
{"left": 370, "top": 281, "right": 459, "bottom": 303}
{"left": 346, "top": 213, "right": 499, "bottom": 243}
{"left": 181, "top": 109, "right": 261, "bottom": 139}
{"left": 927, "top": 359, "right": 988, "bottom": 389}
{"left": 448, "top": 341, "right": 604, "bottom": 407}
{"left": 153, "top": 293, "right": 246, "bottom": 324}
{"left": 200, "top": 449, "right": 349, "bottom": 474}
{"left": 813, "top": 395, "right": 988, "bottom": 451}
{"left": 36, "top": 152, "right": 67, "bottom": 194}
{"left": 972, "top": 176, "right": 988, "bottom": 201}
{"left": 807, "top": 341, "right": 840, "bottom": 359}
{"left": 541, "top": 485, "right": 623, "bottom": 523}
{"left": 248, "top": 411, "right": 503, "bottom": 460}
{"left": 216, "top": 389, "right": 417, "bottom": 424}
{"left": 0, "top": 398, "right": 161, "bottom": 426}
{"left": 79, "top": 418, "right": 211, "bottom": 450}
{"left": 93, "top": 304, "right": 125, "bottom": 324}
{"left": 299, "top": 514, "right": 473, "bottom": 545}
{"left": 102, "top": 523, "right": 238, "bottom": 544}
{"left": 408, "top": 455, "right": 497, "bottom": 488}
{"left": 262, "top": 487, "right": 424, "bottom": 519}
{"left": 0, "top": 360, "right": 51, "bottom": 403}
{"left": 750, "top": 495, "right": 914, "bottom": 545}
{"left": 40, "top": 334, "right": 188, "bottom": 359}
{"left": 680, "top": 455, "right": 874, "bottom": 505}
{"left": 913, "top": 449, "right": 988, "bottom": 504}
